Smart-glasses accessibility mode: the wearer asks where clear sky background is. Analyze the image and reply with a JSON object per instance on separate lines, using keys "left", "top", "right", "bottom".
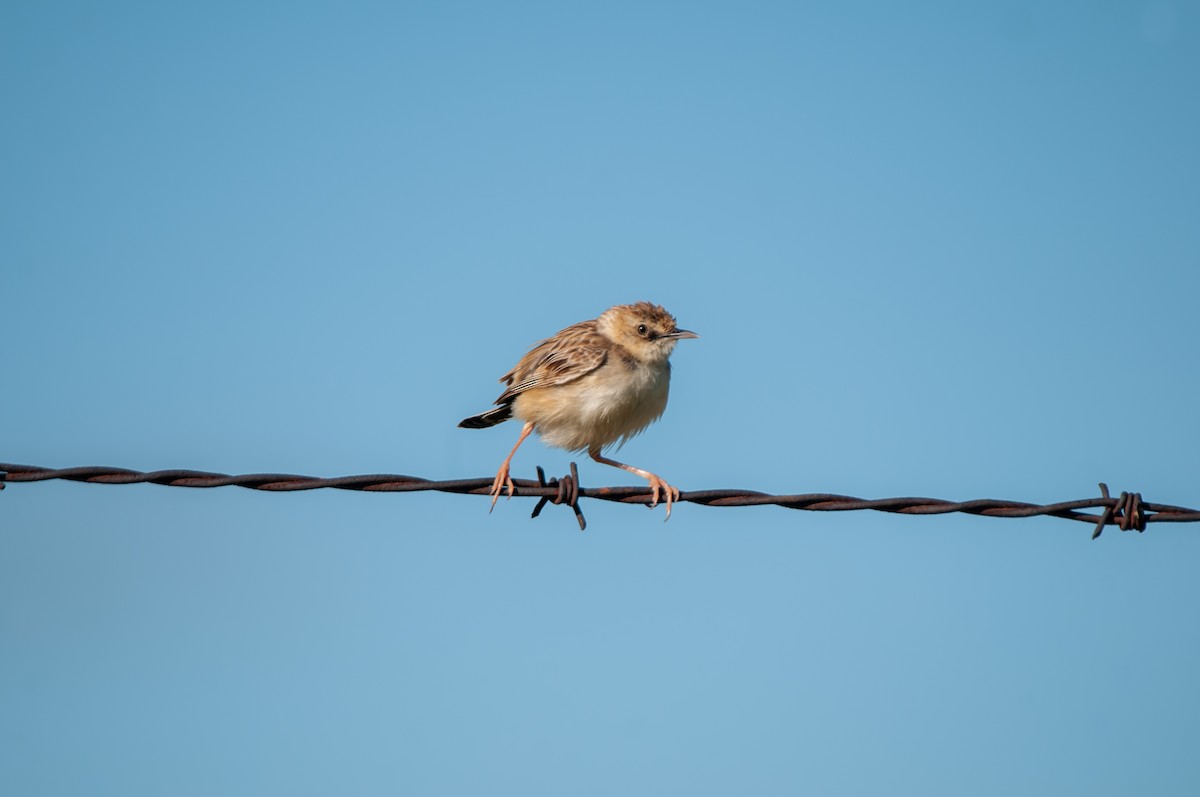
{"left": 3, "top": 1, "right": 1199, "bottom": 794}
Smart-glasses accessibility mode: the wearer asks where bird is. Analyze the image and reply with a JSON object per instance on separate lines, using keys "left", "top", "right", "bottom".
{"left": 459, "top": 301, "right": 698, "bottom": 519}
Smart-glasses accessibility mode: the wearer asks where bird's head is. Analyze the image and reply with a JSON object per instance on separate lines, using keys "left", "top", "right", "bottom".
{"left": 598, "top": 301, "right": 699, "bottom": 364}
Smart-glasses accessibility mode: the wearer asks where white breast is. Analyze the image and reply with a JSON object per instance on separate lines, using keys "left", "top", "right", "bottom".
{"left": 515, "top": 359, "right": 672, "bottom": 453}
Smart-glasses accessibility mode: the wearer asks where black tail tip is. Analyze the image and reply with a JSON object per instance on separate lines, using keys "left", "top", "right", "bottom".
{"left": 458, "top": 406, "right": 512, "bottom": 429}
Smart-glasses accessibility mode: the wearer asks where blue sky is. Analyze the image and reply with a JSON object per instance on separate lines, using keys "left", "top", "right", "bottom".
{"left": 3, "top": 1, "right": 1199, "bottom": 794}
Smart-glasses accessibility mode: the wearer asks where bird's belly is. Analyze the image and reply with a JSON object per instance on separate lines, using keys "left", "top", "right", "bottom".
{"left": 513, "top": 364, "right": 670, "bottom": 452}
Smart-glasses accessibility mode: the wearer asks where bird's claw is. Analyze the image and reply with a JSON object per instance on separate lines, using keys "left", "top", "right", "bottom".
{"left": 488, "top": 468, "right": 516, "bottom": 513}
{"left": 645, "top": 475, "right": 681, "bottom": 521}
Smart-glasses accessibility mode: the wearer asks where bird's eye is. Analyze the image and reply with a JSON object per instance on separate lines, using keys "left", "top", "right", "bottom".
{"left": 637, "top": 324, "right": 648, "bottom": 337}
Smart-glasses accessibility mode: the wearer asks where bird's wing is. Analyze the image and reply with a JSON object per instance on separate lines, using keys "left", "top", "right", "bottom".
{"left": 495, "top": 321, "right": 608, "bottom": 404}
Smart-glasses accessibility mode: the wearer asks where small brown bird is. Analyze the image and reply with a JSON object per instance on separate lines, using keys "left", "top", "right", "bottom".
{"left": 459, "top": 301, "right": 698, "bottom": 519}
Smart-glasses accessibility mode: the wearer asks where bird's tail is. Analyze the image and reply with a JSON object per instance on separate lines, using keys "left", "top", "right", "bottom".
{"left": 458, "top": 405, "right": 512, "bottom": 429}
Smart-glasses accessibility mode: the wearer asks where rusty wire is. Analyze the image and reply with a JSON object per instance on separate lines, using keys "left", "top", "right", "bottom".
{"left": 3, "top": 461, "right": 1197, "bottom": 537}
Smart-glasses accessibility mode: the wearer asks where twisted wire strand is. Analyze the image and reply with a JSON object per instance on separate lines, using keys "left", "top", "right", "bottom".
{"left": 2, "top": 461, "right": 1196, "bottom": 537}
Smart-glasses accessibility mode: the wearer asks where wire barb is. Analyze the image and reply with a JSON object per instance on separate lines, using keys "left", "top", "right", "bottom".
{"left": 1092, "top": 483, "right": 1149, "bottom": 539}
{"left": 530, "top": 462, "right": 586, "bottom": 531}
{"left": 2, "top": 462, "right": 1197, "bottom": 536}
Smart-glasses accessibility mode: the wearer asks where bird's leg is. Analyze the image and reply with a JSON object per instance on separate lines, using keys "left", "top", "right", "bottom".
{"left": 490, "top": 422, "right": 534, "bottom": 512}
{"left": 589, "top": 448, "right": 681, "bottom": 521}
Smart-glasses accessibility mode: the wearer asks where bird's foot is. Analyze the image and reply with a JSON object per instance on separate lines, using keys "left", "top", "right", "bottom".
{"left": 645, "top": 473, "right": 682, "bottom": 521}
{"left": 489, "top": 465, "right": 516, "bottom": 512}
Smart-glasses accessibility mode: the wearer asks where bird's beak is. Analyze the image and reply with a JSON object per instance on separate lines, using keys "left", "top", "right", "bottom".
{"left": 667, "top": 329, "right": 699, "bottom": 340}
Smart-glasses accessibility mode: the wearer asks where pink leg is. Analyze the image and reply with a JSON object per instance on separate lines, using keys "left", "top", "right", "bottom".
{"left": 589, "top": 447, "right": 681, "bottom": 521}
{"left": 490, "top": 422, "right": 534, "bottom": 512}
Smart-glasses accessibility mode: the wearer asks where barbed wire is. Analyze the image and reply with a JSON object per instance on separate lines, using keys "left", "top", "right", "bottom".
{"left": 3, "top": 461, "right": 1196, "bottom": 537}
